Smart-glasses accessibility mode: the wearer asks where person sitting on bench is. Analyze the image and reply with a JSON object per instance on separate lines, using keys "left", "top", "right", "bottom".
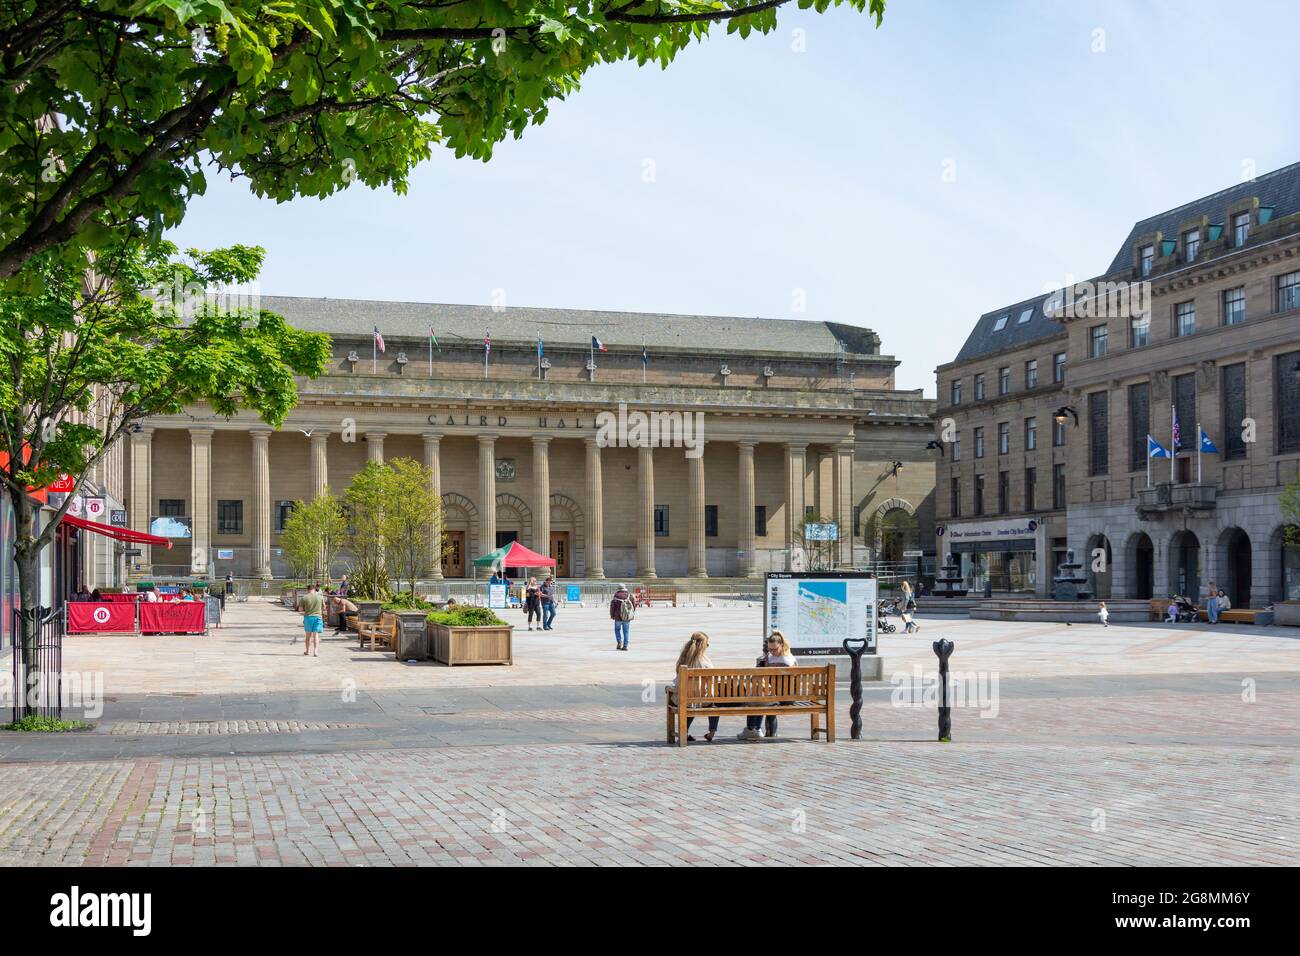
{"left": 739, "top": 631, "right": 796, "bottom": 741}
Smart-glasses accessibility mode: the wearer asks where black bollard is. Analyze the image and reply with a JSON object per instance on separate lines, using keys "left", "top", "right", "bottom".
{"left": 842, "top": 637, "right": 868, "bottom": 739}
{"left": 933, "top": 638, "right": 954, "bottom": 742}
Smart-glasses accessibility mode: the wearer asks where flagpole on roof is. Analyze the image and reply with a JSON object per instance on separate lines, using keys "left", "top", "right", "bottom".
{"left": 1147, "top": 435, "right": 1151, "bottom": 489}
{"left": 1197, "top": 422, "right": 1202, "bottom": 484}
{"left": 642, "top": 338, "right": 646, "bottom": 384}
{"left": 372, "top": 333, "right": 376, "bottom": 374}
{"left": 1170, "top": 404, "right": 1176, "bottom": 484}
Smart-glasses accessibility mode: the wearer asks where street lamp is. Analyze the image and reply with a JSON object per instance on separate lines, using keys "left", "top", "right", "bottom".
{"left": 1053, "top": 406, "right": 1079, "bottom": 427}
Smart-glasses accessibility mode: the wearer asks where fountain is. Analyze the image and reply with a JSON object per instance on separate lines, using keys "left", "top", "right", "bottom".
{"left": 1052, "top": 549, "right": 1092, "bottom": 601}
{"left": 933, "top": 552, "right": 968, "bottom": 598}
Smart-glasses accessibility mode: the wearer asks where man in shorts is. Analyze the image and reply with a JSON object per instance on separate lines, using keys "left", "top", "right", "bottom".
{"left": 296, "top": 584, "right": 325, "bottom": 656}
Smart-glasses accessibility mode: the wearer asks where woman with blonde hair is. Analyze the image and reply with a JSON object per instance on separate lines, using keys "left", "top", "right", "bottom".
{"left": 672, "top": 631, "right": 719, "bottom": 742}
{"left": 739, "top": 629, "right": 797, "bottom": 740}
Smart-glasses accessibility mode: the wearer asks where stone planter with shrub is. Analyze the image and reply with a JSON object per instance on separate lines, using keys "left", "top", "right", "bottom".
{"left": 426, "top": 606, "right": 513, "bottom": 666}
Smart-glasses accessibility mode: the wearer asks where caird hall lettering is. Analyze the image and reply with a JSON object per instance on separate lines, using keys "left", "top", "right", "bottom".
{"left": 50, "top": 886, "right": 151, "bottom": 936}
{"left": 426, "top": 414, "right": 586, "bottom": 429}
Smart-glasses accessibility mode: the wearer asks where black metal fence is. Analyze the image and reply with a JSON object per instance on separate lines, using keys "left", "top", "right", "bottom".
{"left": 11, "top": 606, "right": 64, "bottom": 722}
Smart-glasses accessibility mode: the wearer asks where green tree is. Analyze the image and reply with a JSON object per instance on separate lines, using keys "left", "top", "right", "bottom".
{"left": 0, "top": 239, "right": 331, "bottom": 713}
{"left": 280, "top": 488, "right": 348, "bottom": 581}
{"left": 1282, "top": 476, "right": 1300, "bottom": 545}
{"left": 342, "top": 459, "right": 392, "bottom": 600}
{"left": 380, "top": 457, "right": 444, "bottom": 596}
{"left": 0, "top": 0, "right": 886, "bottom": 279}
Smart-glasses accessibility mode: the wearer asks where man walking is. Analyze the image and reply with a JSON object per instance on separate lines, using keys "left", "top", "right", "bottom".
{"left": 540, "top": 575, "right": 556, "bottom": 631}
{"left": 609, "top": 583, "right": 634, "bottom": 651}
{"left": 296, "top": 583, "right": 325, "bottom": 656}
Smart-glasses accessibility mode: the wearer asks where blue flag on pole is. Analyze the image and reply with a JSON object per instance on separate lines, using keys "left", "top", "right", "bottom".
{"left": 1147, "top": 435, "right": 1170, "bottom": 459}
{"left": 1199, "top": 427, "right": 1218, "bottom": 453}
{"left": 537, "top": 333, "right": 543, "bottom": 360}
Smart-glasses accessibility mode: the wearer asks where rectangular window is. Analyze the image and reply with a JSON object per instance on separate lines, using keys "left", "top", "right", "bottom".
{"left": 1024, "top": 467, "right": 1036, "bottom": 512}
{"left": 1129, "top": 315, "right": 1150, "bottom": 348}
{"left": 217, "top": 499, "right": 243, "bottom": 535}
{"left": 704, "top": 505, "right": 718, "bottom": 537}
{"left": 1089, "top": 324, "right": 1108, "bottom": 358}
{"left": 952, "top": 434, "right": 961, "bottom": 462}
{"left": 998, "top": 422, "right": 1009, "bottom": 455}
{"left": 950, "top": 477, "right": 961, "bottom": 518}
{"left": 654, "top": 505, "right": 669, "bottom": 536}
{"left": 1025, "top": 359, "right": 1038, "bottom": 389}
{"left": 158, "top": 499, "right": 185, "bottom": 517}
{"left": 974, "top": 474, "right": 985, "bottom": 516}
{"left": 1279, "top": 271, "right": 1300, "bottom": 313}
{"left": 1183, "top": 228, "right": 1200, "bottom": 262}
{"left": 1088, "top": 391, "right": 1109, "bottom": 476}
{"left": 974, "top": 373, "right": 985, "bottom": 400}
{"left": 1222, "top": 363, "right": 1247, "bottom": 461}
{"left": 992, "top": 314, "right": 1009, "bottom": 332}
{"left": 1140, "top": 244, "right": 1154, "bottom": 277}
{"left": 1174, "top": 372, "right": 1197, "bottom": 454}
{"left": 1053, "top": 352, "right": 1066, "bottom": 382}
{"left": 1174, "top": 300, "right": 1196, "bottom": 337}
{"left": 950, "top": 379, "right": 962, "bottom": 406}
{"left": 1025, "top": 417, "right": 1037, "bottom": 451}
{"left": 1128, "top": 381, "right": 1150, "bottom": 472}
{"left": 997, "top": 471, "right": 1009, "bottom": 514}
{"left": 1052, "top": 463, "right": 1066, "bottom": 510}
{"left": 1276, "top": 350, "right": 1300, "bottom": 454}
{"left": 754, "top": 505, "right": 767, "bottom": 537}
{"left": 852, "top": 506, "right": 860, "bottom": 537}
{"left": 998, "top": 367, "right": 1010, "bottom": 395}
{"left": 804, "top": 505, "right": 814, "bottom": 518}
{"left": 1053, "top": 418, "right": 1066, "bottom": 447}
{"left": 1233, "top": 212, "right": 1250, "bottom": 247}
{"left": 274, "top": 500, "right": 294, "bottom": 533}
{"left": 974, "top": 427, "right": 985, "bottom": 458}
{"left": 1223, "top": 287, "right": 1246, "bottom": 326}
{"left": 1018, "top": 307, "right": 1034, "bottom": 324}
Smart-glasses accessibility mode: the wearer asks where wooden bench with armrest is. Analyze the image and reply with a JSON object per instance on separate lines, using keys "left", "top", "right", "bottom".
{"left": 634, "top": 587, "right": 678, "bottom": 608}
{"left": 356, "top": 612, "right": 397, "bottom": 651}
{"left": 665, "top": 664, "right": 835, "bottom": 747}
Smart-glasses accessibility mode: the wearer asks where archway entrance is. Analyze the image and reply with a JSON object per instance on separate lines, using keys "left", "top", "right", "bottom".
{"left": 880, "top": 508, "right": 919, "bottom": 564}
{"left": 1168, "top": 530, "right": 1200, "bottom": 598}
{"left": 1086, "top": 534, "right": 1112, "bottom": 599}
{"left": 1129, "top": 532, "right": 1154, "bottom": 599}
{"left": 1220, "top": 528, "right": 1252, "bottom": 608}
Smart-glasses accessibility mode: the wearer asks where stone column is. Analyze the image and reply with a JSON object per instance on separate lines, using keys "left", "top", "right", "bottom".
{"left": 423, "top": 432, "right": 443, "bottom": 579}
{"left": 189, "top": 428, "right": 213, "bottom": 576}
{"left": 532, "top": 436, "right": 551, "bottom": 558}
{"left": 784, "top": 442, "right": 807, "bottom": 569}
{"left": 310, "top": 430, "right": 330, "bottom": 496}
{"left": 816, "top": 448, "right": 834, "bottom": 517}
{"left": 251, "top": 428, "right": 273, "bottom": 579}
{"left": 636, "top": 444, "right": 657, "bottom": 578}
{"left": 833, "top": 440, "right": 854, "bottom": 568}
{"left": 366, "top": 430, "right": 386, "bottom": 463}
{"left": 129, "top": 427, "right": 154, "bottom": 575}
{"left": 478, "top": 434, "right": 498, "bottom": 566}
{"left": 687, "top": 446, "right": 707, "bottom": 578}
{"left": 737, "top": 441, "right": 757, "bottom": 578}
{"left": 584, "top": 437, "right": 605, "bottom": 579}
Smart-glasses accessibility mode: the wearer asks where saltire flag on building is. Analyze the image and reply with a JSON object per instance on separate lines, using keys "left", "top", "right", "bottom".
{"left": 591, "top": 335, "right": 607, "bottom": 352}
{"left": 373, "top": 326, "right": 385, "bottom": 353}
{"left": 641, "top": 345, "right": 648, "bottom": 369}
{"left": 1147, "top": 436, "right": 1170, "bottom": 459}
{"left": 1199, "top": 427, "right": 1219, "bottom": 453}
{"left": 1171, "top": 404, "right": 1182, "bottom": 450}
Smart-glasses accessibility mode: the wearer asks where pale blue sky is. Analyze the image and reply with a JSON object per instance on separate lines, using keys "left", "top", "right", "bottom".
{"left": 168, "top": 0, "right": 1300, "bottom": 395}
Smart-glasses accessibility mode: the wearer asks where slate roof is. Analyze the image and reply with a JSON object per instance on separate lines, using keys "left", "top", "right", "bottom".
{"left": 1105, "top": 160, "right": 1300, "bottom": 274}
{"left": 951, "top": 293, "right": 1066, "bottom": 364}
{"left": 258, "top": 296, "right": 883, "bottom": 357}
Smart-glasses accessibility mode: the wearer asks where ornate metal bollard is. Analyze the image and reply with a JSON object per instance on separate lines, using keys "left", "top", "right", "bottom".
{"left": 842, "top": 637, "right": 869, "bottom": 740}
{"left": 933, "top": 638, "right": 954, "bottom": 742}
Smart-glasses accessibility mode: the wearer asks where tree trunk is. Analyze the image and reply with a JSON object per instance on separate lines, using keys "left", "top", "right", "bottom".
{"left": 9, "top": 489, "right": 44, "bottom": 719}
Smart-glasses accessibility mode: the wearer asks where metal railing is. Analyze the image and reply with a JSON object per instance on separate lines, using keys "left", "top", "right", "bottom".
{"left": 11, "top": 607, "right": 64, "bottom": 722}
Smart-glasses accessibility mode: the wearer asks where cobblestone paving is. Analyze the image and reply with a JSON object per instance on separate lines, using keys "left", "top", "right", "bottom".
{"left": 109, "top": 720, "right": 366, "bottom": 736}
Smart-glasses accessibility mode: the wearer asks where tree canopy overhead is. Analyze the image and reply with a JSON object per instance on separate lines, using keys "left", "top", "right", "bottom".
{"left": 0, "top": 0, "right": 887, "bottom": 279}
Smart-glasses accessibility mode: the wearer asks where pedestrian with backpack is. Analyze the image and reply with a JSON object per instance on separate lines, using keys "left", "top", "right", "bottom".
{"left": 610, "top": 583, "right": 634, "bottom": 651}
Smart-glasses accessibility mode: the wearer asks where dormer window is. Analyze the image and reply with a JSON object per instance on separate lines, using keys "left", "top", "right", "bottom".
{"left": 1140, "top": 245, "right": 1154, "bottom": 277}
{"left": 992, "top": 314, "right": 1009, "bottom": 332}
{"left": 1233, "top": 212, "right": 1250, "bottom": 247}
{"left": 1183, "top": 228, "right": 1200, "bottom": 262}
{"left": 1017, "top": 307, "right": 1033, "bottom": 324}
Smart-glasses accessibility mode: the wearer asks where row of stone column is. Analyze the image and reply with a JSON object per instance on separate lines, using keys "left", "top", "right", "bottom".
{"left": 131, "top": 428, "right": 854, "bottom": 579}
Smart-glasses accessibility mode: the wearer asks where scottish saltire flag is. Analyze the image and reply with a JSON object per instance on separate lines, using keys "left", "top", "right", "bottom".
{"left": 641, "top": 345, "right": 648, "bottom": 369}
{"left": 485, "top": 331, "right": 491, "bottom": 354}
{"left": 1199, "top": 427, "right": 1219, "bottom": 454}
{"left": 428, "top": 327, "right": 440, "bottom": 351}
{"left": 373, "top": 325, "right": 385, "bottom": 353}
{"left": 591, "top": 335, "right": 607, "bottom": 352}
{"left": 537, "top": 333, "right": 544, "bottom": 360}
{"left": 1147, "top": 435, "right": 1170, "bottom": 459}
{"left": 1172, "top": 405, "right": 1181, "bottom": 449}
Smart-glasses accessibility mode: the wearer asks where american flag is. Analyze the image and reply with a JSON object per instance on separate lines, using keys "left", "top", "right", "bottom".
{"left": 373, "top": 325, "right": 385, "bottom": 353}
{"left": 1172, "top": 404, "right": 1181, "bottom": 450}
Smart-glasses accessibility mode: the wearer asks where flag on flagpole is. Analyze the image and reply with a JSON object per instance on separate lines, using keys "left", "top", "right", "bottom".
{"left": 1199, "top": 427, "right": 1219, "bottom": 453}
{"left": 485, "top": 331, "right": 491, "bottom": 354}
{"left": 1147, "top": 436, "right": 1170, "bottom": 459}
{"left": 373, "top": 326, "right": 385, "bottom": 353}
{"left": 428, "top": 327, "right": 440, "bottom": 352}
{"left": 591, "top": 335, "right": 607, "bottom": 353}
{"left": 537, "top": 332, "right": 544, "bottom": 380}
{"left": 641, "top": 342, "right": 648, "bottom": 383}
{"left": 1171, "top": 404, "right": 1182, "bottom": 450}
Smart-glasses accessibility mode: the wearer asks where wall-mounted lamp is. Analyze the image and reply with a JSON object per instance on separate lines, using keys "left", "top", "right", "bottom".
{"left": 1053, "top": 406, "right": 1079, "bottom": 427}
{"left": 925, "top": 439, "right": 945, "bottom": 458}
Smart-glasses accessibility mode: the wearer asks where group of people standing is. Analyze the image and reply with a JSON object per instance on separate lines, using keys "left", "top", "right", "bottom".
{"left": 488, "top": 571, "right": 559, "bottom": 631}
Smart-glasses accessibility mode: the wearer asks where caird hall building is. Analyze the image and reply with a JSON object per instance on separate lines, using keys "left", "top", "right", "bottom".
{"left": 934, "top": 161, "right": 1300, "bottom": 607}
{"left": 125, "top": 300, "right": 936, "bottom": 581}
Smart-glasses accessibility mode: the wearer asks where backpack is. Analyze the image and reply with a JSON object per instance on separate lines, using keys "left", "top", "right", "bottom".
{"left": 614, "top": 595, "right": 635, "bottom": 622}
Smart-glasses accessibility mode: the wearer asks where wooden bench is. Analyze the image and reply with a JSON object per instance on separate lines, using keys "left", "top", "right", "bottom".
{"left": 357, "top": 612, "right": 397, "bottom": 651}
{"left": 666, "top": 664, "right": 835, "bottom": 747}
{"left": 634, "top": 587, "right": 677, "bottom": 608}
{"left": 1197, "top": 608, "right": 1259, "bottom": 624}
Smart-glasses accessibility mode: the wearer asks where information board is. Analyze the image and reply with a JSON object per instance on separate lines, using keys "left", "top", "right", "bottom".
{"left": 763, "top": 571, "right": 877, "bottom": 656}
{"left": 488, "top": 584, "right": 508, "bottom": 609}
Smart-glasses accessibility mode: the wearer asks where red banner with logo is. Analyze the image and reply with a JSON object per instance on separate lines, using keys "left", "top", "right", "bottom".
{"left": 67, "top": 601, "right": 136, "bottom": 633}
{"left": 139, "top": 601, "right": 206, "bottom": 635}
{"left": 101, "top": 592, "right": 142, "bottom": 603}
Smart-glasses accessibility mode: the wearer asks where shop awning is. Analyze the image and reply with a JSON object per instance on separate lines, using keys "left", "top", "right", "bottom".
{"left": 61, "top": 514, "right": 173, "bottom": 549}
{"left": 472, "top": 540, "right": 555, "bottom": 569}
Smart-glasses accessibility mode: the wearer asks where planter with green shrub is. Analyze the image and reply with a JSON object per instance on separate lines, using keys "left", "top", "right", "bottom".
{"left": 426, "top": 606, "right": 513, "bottom": 666}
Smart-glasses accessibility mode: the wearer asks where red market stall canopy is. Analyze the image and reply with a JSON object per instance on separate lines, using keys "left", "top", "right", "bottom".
{"left": 472, "top": 540, "right": 556, "bottom": 570}
{"left": 60, "top": 514, "right": 173, "bottom": 549}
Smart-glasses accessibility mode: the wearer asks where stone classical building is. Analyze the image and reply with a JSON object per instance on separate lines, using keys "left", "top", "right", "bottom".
{"left": 127, "top": 298, "right": 935, "bottom": 581}
{"left": 935, "top": 161, "right": 1300, "bottom": 606}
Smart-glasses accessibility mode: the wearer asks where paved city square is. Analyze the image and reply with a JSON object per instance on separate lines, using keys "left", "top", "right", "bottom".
{"left": 1, "top": 600, "right": 1297, "bottom": 866}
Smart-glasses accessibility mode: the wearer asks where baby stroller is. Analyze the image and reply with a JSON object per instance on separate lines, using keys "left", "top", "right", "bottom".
{"left": 876, "top": 602, "right": 896, "bottom": 633}
{"left": 1168, "top": 596, "right": 1199, "bottom": 623}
